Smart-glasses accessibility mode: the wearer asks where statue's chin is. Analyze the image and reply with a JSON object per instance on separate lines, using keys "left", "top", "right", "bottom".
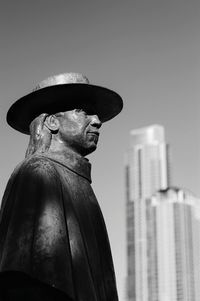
{"left": 82, "top": 144, "right": 98, "bottom": 157}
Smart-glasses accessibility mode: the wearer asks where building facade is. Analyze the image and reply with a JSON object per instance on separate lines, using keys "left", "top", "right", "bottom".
{"left": 126, "top": 125, "right": 169, "bottom": 301}
{"left": 147, "top": 188, "right": 200, "bottom": 301}
{"left": 126, "top": 125, "right": 200, "bottom": 301}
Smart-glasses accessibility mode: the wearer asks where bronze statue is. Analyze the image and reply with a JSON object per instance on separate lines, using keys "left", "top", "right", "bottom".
{"left": 0, "top": 73, "right": 123, "bottom": 300}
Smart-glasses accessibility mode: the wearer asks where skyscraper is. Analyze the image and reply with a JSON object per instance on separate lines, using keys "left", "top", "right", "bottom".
{"left": 126, "top": 125, "right": 200, "bottom": 301}
{"left": 126, "top": 125, "right": 170, "bottom": 301}
{"left": 147, "top": 188, "right": 200, "bottom": 301}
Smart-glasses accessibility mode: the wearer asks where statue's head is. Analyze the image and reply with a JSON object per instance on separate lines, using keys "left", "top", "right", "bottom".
{"left": 7, "top": 73, "right": 123, "bottom": 157}
{"left": 25, "top": 108, "right": 102, "bottom": 157}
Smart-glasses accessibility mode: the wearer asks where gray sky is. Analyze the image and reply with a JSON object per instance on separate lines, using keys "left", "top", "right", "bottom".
{"left": 0, "top": 0, "right": 200, "bottom": 299}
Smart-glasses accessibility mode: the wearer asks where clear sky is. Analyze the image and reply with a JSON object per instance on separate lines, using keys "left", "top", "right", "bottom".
{"left": 0, "top": 0, "right": 200, "bottom": 299}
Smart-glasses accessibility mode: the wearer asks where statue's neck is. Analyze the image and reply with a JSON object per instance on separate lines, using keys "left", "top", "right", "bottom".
{"left": 44, "top": 147, "right": 92, "bottom": 183}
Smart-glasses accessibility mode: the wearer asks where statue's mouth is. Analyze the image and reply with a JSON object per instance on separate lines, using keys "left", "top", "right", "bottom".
{"left": 87, "top": 131, "right": 99, "bottom": 137}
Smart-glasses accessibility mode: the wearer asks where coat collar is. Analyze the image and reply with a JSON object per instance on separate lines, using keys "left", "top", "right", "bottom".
{"left": 43, "top": 149, "right": 92, "bottom": 183}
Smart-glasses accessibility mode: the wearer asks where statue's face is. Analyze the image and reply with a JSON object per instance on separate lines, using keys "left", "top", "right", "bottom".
{"left": 58, "top": 109, "right": 102, "bottom": 156}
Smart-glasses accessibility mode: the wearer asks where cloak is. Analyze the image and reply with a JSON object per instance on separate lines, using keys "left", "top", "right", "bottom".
{"left": 0, "top": 152, "right": 118, "bottom": 301}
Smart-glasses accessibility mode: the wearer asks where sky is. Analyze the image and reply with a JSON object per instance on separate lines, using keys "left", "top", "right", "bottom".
{"left": 0, "top": 0, "right": 200, "bottom": 299}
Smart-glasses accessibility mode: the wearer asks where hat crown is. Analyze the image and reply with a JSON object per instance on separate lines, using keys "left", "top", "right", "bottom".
{"left": 33, "top": 73, "right": 90, "bottom": 91}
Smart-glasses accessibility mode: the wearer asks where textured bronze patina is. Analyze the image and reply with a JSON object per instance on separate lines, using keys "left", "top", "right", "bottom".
{"left": 0, "top": 73, "right": 123, "bottom": 301}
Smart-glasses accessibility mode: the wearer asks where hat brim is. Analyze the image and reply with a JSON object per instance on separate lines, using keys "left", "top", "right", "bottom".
{"left": 7, "top": 84, "right": 123, "bottom": 134}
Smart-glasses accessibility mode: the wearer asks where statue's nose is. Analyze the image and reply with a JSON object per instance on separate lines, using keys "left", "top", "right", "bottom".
{"left": 90, "top": 115, "right": 102, "bottom": 129}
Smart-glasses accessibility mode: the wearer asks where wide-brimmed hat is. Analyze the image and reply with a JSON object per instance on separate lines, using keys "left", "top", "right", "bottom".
{"left": 7, "top": 73, "right": 123, "bottom": 134}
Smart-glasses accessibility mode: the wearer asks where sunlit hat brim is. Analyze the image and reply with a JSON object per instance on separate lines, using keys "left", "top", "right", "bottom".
{"left": 7, "top": 83, "right": 123, "bottom": 134}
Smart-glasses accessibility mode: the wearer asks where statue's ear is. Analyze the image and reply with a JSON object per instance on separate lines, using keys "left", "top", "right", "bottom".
{"left": 44, "top": 115, "right": 60, "bottom": 132}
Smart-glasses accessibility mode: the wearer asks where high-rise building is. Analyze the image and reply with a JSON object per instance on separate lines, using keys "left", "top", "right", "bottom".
{"left": 126, "top": 125, "right": 200, "bottom": 301}
{"left": 126, "top": 125, "right": 170, "bottom": 301}
{"left": 146, "top": 188, "right": 200, "bottom": 301}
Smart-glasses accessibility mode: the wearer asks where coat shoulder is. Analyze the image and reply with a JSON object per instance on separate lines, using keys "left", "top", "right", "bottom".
{"left": 13, "top": 155, "right": 58, "bottom": 179}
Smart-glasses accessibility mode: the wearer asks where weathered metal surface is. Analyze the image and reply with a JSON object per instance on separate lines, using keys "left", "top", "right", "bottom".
{"left": 0, "top": 79, "right": 122, "bottom": 300}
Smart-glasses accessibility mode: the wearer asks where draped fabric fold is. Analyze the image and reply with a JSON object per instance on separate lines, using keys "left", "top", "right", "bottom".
{"left": 0, "top": 153, "right": 118, "bottom": 301}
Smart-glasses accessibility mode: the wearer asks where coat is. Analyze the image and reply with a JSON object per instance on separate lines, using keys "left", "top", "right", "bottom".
{"left": 0, "top": 152, "right": 118, "bottom": 301}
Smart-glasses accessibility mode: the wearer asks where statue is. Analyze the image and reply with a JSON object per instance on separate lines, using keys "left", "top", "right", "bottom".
{"left": 0, "top": 73, "right": 123, "bottom": 300}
